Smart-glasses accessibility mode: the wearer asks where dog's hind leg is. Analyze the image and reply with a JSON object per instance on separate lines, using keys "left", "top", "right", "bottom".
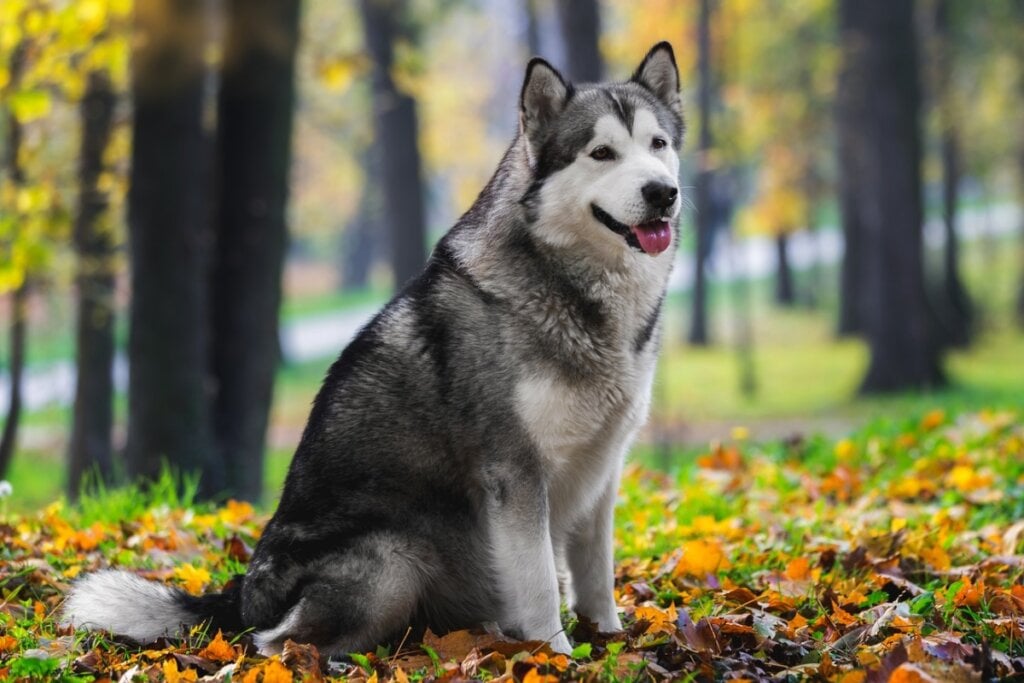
{"left": 252, "top": 533, "right": 428, "bottom": 656}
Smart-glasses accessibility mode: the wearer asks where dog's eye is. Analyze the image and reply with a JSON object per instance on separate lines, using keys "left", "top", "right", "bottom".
{"left": 652, "top": 137, "right": 667, "bottom": 151}
{"left": 589, "top": 146, "right": 615, "bottom": 161}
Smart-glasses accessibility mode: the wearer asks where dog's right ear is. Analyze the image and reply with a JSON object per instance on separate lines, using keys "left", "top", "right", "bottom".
{"left": 520, "top": 58, "right": 569, "bottom": 161}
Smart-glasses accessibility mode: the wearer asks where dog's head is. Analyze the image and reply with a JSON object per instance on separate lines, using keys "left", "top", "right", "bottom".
{"left": 519, "top": 42, "right": 685, "bottom": 261}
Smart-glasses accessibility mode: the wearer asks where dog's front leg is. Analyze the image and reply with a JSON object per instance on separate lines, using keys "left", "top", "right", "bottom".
{"left": 487, "top": 473, "right": 572, "bottom": 654}
{"left": 566, "top": 474, "right": 623, "bottom": 632}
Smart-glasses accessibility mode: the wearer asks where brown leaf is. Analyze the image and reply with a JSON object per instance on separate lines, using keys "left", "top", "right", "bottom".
{"left": 224, "top": 535, "right": 252, "bottom": 563}
{"left": 281, "top": 639, "right": 323, "bottom": 681}
{"left": 422, "top": 629, "right": 497, "bottom": 660}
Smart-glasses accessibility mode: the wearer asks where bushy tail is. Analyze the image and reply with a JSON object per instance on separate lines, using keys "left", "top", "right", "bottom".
{"left": 62, "top": 570, "right": 243, "bottom": 642}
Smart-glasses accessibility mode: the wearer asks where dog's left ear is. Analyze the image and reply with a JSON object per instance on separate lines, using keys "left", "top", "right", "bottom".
{"left": 631, "top": 42, "right": 682, "bottom": 117}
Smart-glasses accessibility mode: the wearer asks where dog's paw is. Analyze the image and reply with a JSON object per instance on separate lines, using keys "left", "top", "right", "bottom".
{"left": 548, "top": 632, "right": 573, "bottom": 655}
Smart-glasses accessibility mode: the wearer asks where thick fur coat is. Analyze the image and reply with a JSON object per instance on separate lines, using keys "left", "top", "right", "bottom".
{"left": 63, "top": 42, "right": 685, "bottom": 656}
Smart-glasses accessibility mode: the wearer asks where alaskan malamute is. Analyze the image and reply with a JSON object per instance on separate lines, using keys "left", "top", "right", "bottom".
{"left": 64, "top": 42, "right": 684, "bottom": 656}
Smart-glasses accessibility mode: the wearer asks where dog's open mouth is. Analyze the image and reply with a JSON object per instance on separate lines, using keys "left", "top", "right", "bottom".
{"left": 591, "top": 204, "right": 672, "bottom": 256}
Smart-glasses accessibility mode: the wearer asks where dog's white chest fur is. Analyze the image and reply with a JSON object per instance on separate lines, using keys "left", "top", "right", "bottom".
{"left": 514, "top": 348, "right": 656, "bottom": 522}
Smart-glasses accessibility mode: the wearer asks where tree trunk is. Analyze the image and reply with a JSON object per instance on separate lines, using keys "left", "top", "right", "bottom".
{"left": 801, "top": 166, "right": 823, "bottom": 308}
{"left": 340, "top": 146, "right": 384, "bottom": 289}
{"left": 0, "top": 284, "right": 27, "bottom": 480}
{"left": 125, "top": 0, "right": 215, "bottom": 491}
{"left": 689, "top": 0, "right": 713, "bottom": 346}
{"left": 938, "top": 125, "right": 971, "bottom": 346}
{"left": 836, "top": 1, "right": 865, "bottom": 336}
{"left": 524, "top": 0, "right": 542, "bottom": 57}
{"left": 359, "top": 0, "right": 428, "bottom": 290}
{"left": 774, "top": 232, "right": 795, "bottom": 306}
{"left": 69, "top": 71, "right": 117, "bottom": 499}
{"left": 0, "top": 42, "right": 28, "bottom": 480}
{"left": 843, "top": 0, "right": 944, "bottom": 393}
{"left": 209, "top": 0, "right": 301, "bottom": 503}
{"left": 1018, "top": 150, "right": 1024, "bottom": 329}
{"left": 555, "top": 0, "right": 603, "bottom": 82}
{"left": 933, "top": 0, "right": 971, "bottom": 347}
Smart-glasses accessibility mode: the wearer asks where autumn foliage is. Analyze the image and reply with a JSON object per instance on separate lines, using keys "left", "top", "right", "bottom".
{"left": 0, "top": 408, "right": 1021, "bottom": 680}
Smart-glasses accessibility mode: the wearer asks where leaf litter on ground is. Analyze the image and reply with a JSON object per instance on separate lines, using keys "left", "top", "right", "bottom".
{"left": 2, "top": 408, "right": 1024, "bottom": 681}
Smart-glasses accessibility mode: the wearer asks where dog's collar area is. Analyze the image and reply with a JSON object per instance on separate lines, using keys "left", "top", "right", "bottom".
{"left": 591, "top": 203, "right": 643, "bottom": 252}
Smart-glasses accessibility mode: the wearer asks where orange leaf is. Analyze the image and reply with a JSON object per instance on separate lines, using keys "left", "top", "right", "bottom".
{"left": 522, "top": 668, "right": 559, "bottom": 683}
{"left": 198, "top": 630, "right": 237, "bottom": 663}
{"left": 262, "top": 659, "right": 294, "bottom": 683}
{"left": 919, "top": 546, "right": 951, "bottom": 571}
{"left": 784, "top": 557, "right": 811, "bottom": 581}
{"left": 829, "top": 601, "right": 859, "bottom": 627}
{"left": 920, "top": 409, "right": 945, "bottom": 430}
{"left": 0, "top": 635, "right": 17, "bottom": 653}
{"left": 954, "top": 577, "right": 984, "bottom": 608}
{"left": 888, "top": 663, "right": 938, "bottom": 683}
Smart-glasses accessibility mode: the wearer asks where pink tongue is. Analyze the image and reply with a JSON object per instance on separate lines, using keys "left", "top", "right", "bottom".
{"left": 632, "top": 221, "right": 672, "bottom": 255}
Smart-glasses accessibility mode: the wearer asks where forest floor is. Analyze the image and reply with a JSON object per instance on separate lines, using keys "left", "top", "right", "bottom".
{"left": 2, "top": 406, "right": 1024, "bottom": 681}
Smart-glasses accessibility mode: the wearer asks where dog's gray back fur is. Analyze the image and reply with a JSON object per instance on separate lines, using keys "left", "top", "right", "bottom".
{"left": 63, "top": 43, "right": 685, "bottom": 656}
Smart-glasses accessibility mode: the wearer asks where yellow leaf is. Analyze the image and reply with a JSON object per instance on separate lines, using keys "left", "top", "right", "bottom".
{"left": 219, "top": 499, "right": 255, "bottom": 526}
{"left": 163, "top": 659, "right": 198, "bottom": 683}
{"left": 674, "top": 539, "right": 729, "bottom": 577}
{"left": 946, "top": 465, "right": 992, "bottom": 493}
{"left": 834, "top": 439, "right": 855, "bottom": 460}
{"left": 634, "top": 605, "right": 674, "bottom": 634}
{"left": 173, "top": 563, "right": 211, "bottom": 595}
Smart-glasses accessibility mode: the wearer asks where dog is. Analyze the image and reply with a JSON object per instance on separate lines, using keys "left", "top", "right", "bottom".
{"left": 63, "top": 41, "right": 684, "bottom": 657}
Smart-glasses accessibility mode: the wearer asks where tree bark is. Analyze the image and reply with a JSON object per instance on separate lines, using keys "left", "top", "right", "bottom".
{"left": 340, "top": 146, "right": 384, "bottom": 289}
{"left": 125, "top": 0, "right": 215, "bottom": 491}
{"left": 842, "top": 0, "right": 944, "bottom": 393}
{"left": 209, "top": 0, "right": 301, "bottom": 502}
{"left": 555, "top": 0, "right": 603, "bottom": 82}
{"left": 359, "top": 0, "right": 428, "bottom": 290}
{"left": 69, "top": 71, "right": 117, "bottom": 499}
{"left": 836, "top": 1, "right": 865, "bottom": 336}
{"left": 938, "top": 125, "right": 971, "bottom": 346}
{"left": 774, "top": 233, "right": 795, "bottom": 306}
{"left": 0, "top": 41, "right": 28, "bottom": 480}
{"left": 689, "top": 0, "right": 713, "bottom": 346}
{"left": 0, "top": 284, "right": 27, "bottom": 480}
{"left": 801, "top": 166, "right": 823, "bottom": 308}
{"left": 1018, "top": 149, "right": 1024, "bottom": 329}
{"left": 933, "top": 0, "right": 971, "bottom": 347}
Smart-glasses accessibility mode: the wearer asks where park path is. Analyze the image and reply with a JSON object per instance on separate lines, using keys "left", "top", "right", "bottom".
{"left": 2, "top": 202, "right": 1020, "bottom": 414}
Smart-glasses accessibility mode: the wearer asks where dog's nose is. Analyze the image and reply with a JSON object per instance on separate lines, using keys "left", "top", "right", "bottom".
{"left": 641, "top": 182, "right": 678, "bottom": 211}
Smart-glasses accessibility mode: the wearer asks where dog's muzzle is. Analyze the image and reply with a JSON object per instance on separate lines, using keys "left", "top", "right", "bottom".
{"left": 591, "top": 204, "right": 673, "bottom": 256}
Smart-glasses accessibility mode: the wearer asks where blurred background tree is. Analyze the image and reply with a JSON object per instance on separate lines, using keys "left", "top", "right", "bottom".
{"left": 1, "top": 0, "right": 1023, "bottom": 506}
